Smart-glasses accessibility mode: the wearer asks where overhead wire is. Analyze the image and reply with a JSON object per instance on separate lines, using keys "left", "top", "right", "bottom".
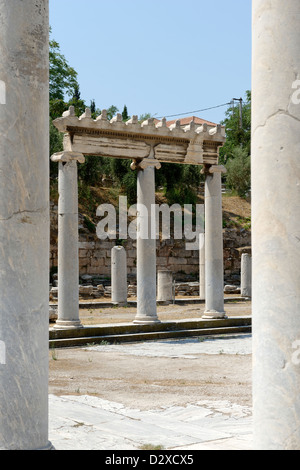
{"left": 155, "top": 101, "right": 233, "bottom": 120}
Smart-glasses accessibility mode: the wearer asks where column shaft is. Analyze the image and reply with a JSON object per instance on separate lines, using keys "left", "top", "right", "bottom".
{"left": 0, "top": 0, "right": 52, "bottom": 450}
{"left": 157, "top": 270, "right": 173, "bottom": 304}
{"left": 252, "top": 0, "right": 300, "bottom": 450}
{"left": 199, "top": 233, "right": 205, "bottom": 300}
{"left": 56, "top": 159, "right": 82, "bottom": 328}
{"left": 203, "top": 167, "right": 226, "bottom": 318}
{"left": 134, "top": 165, "right": 160, "bottom": 324}
{"left": 111, "top": 246, "right": 127, "bottom": 305}
{"left": 241, "top": 253, "right": 251, "bottom": 298}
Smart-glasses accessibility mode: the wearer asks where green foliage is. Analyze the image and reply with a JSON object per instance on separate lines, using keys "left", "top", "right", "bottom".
{"left": 49, "top": 32, "right": 79, "bottom": 119}
{"left": 157, "top": 163, "right": 203, "bottom": 206}
{"left": 106, "top": 105, "right": 119, "bottom": 120}
{"left": 107, "top": 159, "right": 137, "bottom": 205}
{"left": 122, "top": 105, "right": 129, "bottom": 122}
{"left": 219, "top": 91, "right": 251, "bottom": 163}
{"left": 49, "top": 117, "right": 63, "bottom": 177}
{"left": 67, "top": 84, "right": 86, "bottom": 117}
{"left": 219, "top": 91, "right": 251, "bottom": 198}
{"left": 225, "top": 146, "right": 251, "bottom": 197}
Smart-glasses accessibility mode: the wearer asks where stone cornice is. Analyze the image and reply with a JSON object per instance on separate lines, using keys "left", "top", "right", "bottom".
{"left": 53, "top": 106, "right": 226, "bottom": 166}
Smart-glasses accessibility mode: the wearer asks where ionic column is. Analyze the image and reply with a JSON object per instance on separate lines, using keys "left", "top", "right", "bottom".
{"left": 199, "top": 233, "right": 205, "bottom": 300}
{"left": 202, "top": 165, "right": 226, "bottom": 319}
{"left": 0, "top": 0, "right": 52, "bottom": 450}
{"left": 132, "top": 157, "right": 161, "bottom": 324}
{"left": 252, "top": 0, "right": 300, "bottom": 450}
{"left": 51, "top": 151, "right": 85, "bottom": 329}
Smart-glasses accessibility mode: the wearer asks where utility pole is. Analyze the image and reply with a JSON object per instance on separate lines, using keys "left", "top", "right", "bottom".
{"left": 233, "top": 97, "right": 243, "bottom": 129}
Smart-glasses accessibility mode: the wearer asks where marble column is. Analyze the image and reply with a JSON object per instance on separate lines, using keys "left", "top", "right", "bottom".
{"left": 0, "top": 0, "right": 52, "bottom": 450}
{"left": 199, "top": 233, "right": 205, "bottom": 300}
{"left": 202, "top": 165, "right": 226, "bottom": 319}
{"left": 132, "top": 157, "right": 161, "bottom": 324}
{"left": 241, "top": 253, "right": 251, "bottom": 298}
{"left": 252, "top": 0, "right": 300, "bottom": 450}
{"left": 157, "top": 270, "right": 173, "bottom": 304}
{"left": 51, "top": 151, "right": 85, "bottom": 329}
{"left": 111, "top": 246, "right": 127, "bottom": 305}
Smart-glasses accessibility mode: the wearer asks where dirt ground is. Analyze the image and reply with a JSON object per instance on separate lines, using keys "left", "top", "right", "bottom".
{"left": 49, "top": 301, "right": 252, "bottom": 411}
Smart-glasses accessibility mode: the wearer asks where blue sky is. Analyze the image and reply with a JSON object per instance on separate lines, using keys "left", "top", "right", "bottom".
{"left": 49, "top": 0, "right": 252, "bottom": 124}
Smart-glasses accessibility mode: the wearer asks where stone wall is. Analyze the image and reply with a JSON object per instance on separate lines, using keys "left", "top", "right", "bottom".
{"left": 50, "top": 204, "right": 251, "bottom": 285}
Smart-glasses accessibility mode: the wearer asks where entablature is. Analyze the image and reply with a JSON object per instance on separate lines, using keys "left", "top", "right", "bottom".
{"left": 53, "top": 106, "right": 226, "bottom": 166}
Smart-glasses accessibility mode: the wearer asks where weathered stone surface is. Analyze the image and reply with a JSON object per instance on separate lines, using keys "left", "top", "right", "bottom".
{"left": 111, "top": 246, "right": 127, "bottom": 304}
{"left": 252, "top": 0, "right": 300, "bottom": 450}
{"left": 0, "top": 0, "right": 52, "bottom": 450}
{"left": 203, "top": 166, "right": 226, "bottom": 319}
{"left": 53, "top": 107, "right": 225, "bottom": 166}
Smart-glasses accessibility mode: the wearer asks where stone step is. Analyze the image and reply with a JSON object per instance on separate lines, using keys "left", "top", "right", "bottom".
{"left": 49, "top": 318, "right": 251, "bottom": 348}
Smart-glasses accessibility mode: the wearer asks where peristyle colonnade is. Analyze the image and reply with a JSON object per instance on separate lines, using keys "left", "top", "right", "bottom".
{"left": 50, "top": 106, "right": 227, "bottom": 326}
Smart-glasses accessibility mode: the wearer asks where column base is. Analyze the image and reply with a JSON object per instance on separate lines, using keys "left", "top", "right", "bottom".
{"left": 53, "top": 320, "right": 84, "bottom": 329}
{"left": 111, "top": 301, "right": 128, "bottom": 307}
{"left": 202, "top": 310, "right": 227, "bottom": 319}
{"left": 133, "top": 315, "right": 161, "bottom": 325}
{"left": 36, "top": 441, "right": 55, "bottom": 450}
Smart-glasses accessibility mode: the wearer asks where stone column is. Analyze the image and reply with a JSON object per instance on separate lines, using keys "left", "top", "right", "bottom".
{"left": 111, "top": 246, "right": 127, "bottom": 305}
{"left": 51, "top": 151, "right": 85, "bottom": 329}
{"left": 252, "top": 0, "right": 300, "bottom": 450}
{"left": 157, "top": 270, "right": 173, "bottom": 304}
{"left": 132, "top": 157, "right": 161, "bottom": 324}
{"left": 199, "top": 233, "right": 205, "bottom": 300}
{"left": 240, "top": 253, "right": 251, "bottom": 298}
{"left": 202, "top": 165, "right": 226, "bottom": 319}
{"left": 0, "top": 0, "right": 52, "bottom": 450}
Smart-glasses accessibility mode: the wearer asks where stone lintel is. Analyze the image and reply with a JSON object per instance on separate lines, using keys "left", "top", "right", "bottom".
{"left": 51, "top": 151, "right": 85, "bottom": 164}
{"left": 53, "top": 107, "right": 226, "bottom": 167}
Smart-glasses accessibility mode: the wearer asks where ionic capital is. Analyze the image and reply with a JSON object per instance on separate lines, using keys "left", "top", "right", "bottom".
{"left": 51, "top": 151, "right": 85, "bottom": 164}
{"left": 131, "top": 157, "right": 161, "bottom": 171}
{"left": 201, "top": 164, "right": 227, "bottom": 175}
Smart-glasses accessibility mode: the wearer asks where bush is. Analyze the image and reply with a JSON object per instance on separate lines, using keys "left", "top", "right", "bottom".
{"left": 225, "top": 146, "right": 251, "bottom": 197}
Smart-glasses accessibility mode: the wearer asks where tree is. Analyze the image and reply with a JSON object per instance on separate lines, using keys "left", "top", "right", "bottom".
{"left": 122, "top": 105, "right": 130, "bottom": 122}
{"left": 66, "top": 84, "right": 86, "bottom": 117}
{"left": 219, "top": 91, "right": 251, "bottom": 197}
{"left": 219, "top": 91, "right": 251, "bottom": 163}
{"left": 225, "top": 146, "right": 251, "bottom": 197}
{"left": 49, "top": 35, "right": 79, "bottom": 104}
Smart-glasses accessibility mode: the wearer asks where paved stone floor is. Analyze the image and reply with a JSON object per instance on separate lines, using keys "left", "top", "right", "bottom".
{"left": 49, "top": 334, "right": 253, "bottom": 451}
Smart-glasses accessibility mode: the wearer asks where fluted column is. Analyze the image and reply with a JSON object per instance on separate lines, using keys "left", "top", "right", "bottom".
{"left": 0, "top": 0, "right": 52, "bottom": 450}
{"left": 51, "top": 151, "right": 85, "bottom": 329}
{"left": 252, "top": 0, "right": 300, "bottom": 450}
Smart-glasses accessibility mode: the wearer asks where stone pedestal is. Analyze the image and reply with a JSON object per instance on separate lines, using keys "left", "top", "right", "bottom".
{"left": 202, "top": 166, "right": 226, "bottom": 319}
{"left": 252, "top": 0, "right": 300, "bottom": 450}
{"left": 0, "top": 0, "right": 53, "bottom": 450}
{"left": 111, "top": 246, "right": 127, "bottom": 305}
{"left": 199, "top": 233, "right": 205, "bottom": 300}
{"left": 241, "top": 253, "right": 251, "bottom": 298}
{"left": 51, "top": 152, "right": 85, "bottom": 329}
{"left": 133, "top": 158, "right": 160, "bottom": 324}
{"left": 157, "top": 270, "right": 173, "bottom": 304}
